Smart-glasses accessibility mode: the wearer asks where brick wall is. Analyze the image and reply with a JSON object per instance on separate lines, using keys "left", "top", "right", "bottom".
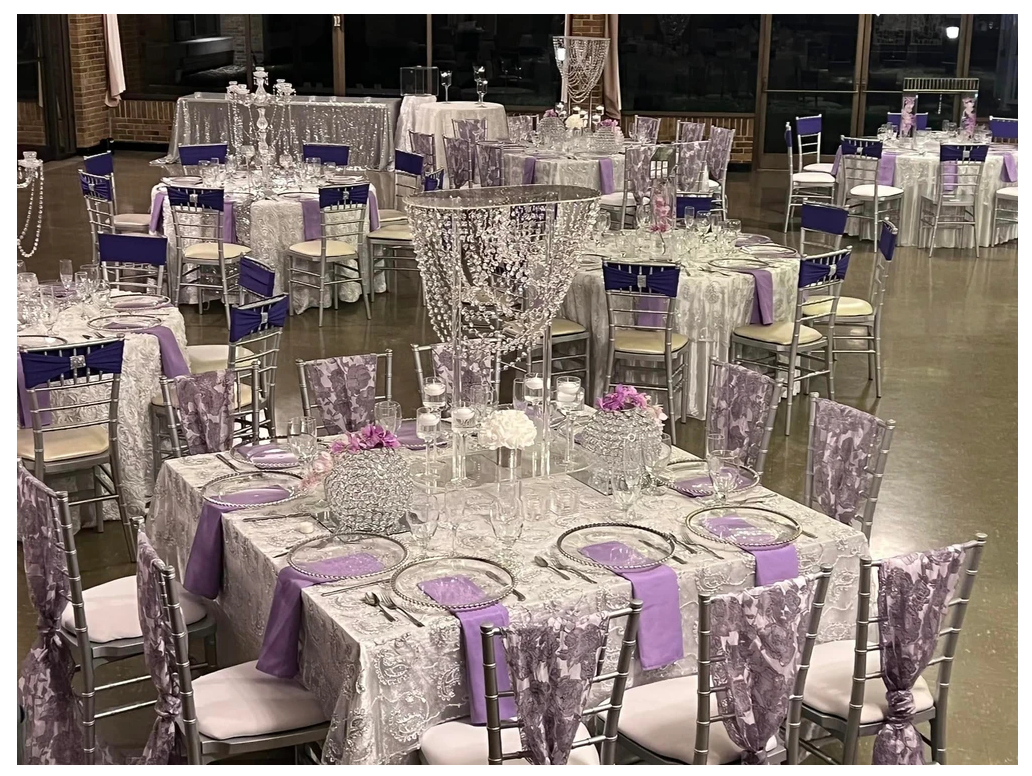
{"left": 17, "top": 101, "right": 46, "bottom": 146}
{"left": 68, "top": 14, "right": 111, "bottom": 148}
{"left": 112, "top": 99, "right": 175, "bottom": 144}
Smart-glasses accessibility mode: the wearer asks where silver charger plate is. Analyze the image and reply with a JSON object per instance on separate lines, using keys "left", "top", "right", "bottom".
{"left": 279, "top": 191, "right": 317, "bottom": 200}
{"left": 111, "top": 293, "right": 171, "bottom": 311}
{"left": 686, "top": 505, "right": 801, "bottom": 549}
{"left": 162, "top": 176, "right": 202, "bottom": 186}
{"left": 18, "top": 334, "right": 68, "bottom": 349}
{"left": 556, "top": 522, "right": 675, "bottom": 571}
{"left": 201, "top": 470, "right": 304, "bottom": 509}
{"left": 88, "top": 313, "right": 162, "bottom": 333}
{"left": 287, "top": 532, "right": 408, "bottom": 581}
{"left": 740, "top": 244, "right": 798, "bottom": 257}
{"left": 232, "top": 440, "right": 299, "bottom": 470}
{"left": 668, "top": 464, "right": 760, "bottom": 498}
{"left": 390, "top": 555, "right": 515, "bottom": 612}
{"left": 710, "top": 257, "right": 770, "bottom": 270}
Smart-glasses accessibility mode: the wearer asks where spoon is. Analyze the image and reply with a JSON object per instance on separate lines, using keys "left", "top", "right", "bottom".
{"left": 362, "top": 592, "right": 395, "bottom": 622}
{"left": 534, "top": 555, "right": 571, "bottom": 580}
{"left": 379, "top": 591, "right": 424, "bottom": 627}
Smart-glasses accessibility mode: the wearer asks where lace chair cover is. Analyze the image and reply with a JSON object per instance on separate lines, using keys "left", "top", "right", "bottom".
{"left": 443, "top": 136, "right": 472, "bottom": 189}
{"left": 706, "top": 362, "right": 778, "bottom": 471}
{"left": 135, "top": 532, "right": 182, "bottom": 764}
{"left": 677, "top": 120, "right": 706, "bottom": 143}
{"left": 304, "top": 354, "right": 378, "bottom": 434}
{"left": 810, "top": 397, "right": 883, "bottom": 526}
{"left": 508, "top": 114, "right": 534, "bottom": 143}
{"left": 408, "top": 130, "right": 437, "bottom": 171}
{"left": 634, "top": 116, "right": 660, "bottom": 143}
{"left": 174, "top": 370, "right": 236, "bottom": 455}
{"left": 503, "top": 614, "right": 605, "bottom": 765}
{"left": 455, "top": 117, "right": 488, "bottom": 143}
{"left": 430, "top": 343, "right": 493, "bottom": 396}
{"left": 476, "top": 143, "right": 503, "bottom": 187}
{"left": 709, "top": 576, "right": 818, "bottom": 764}
{"left": 625, "top": 144, "right": 657, "bottom": 204}
{"left": 706, "top": 126, "right": 736, "bottom": 182}
{"left": 872, "top": 545, "right": 965, "bottom": 765}
{"left": 675, "top": 141, "right": 709, "bottom": 192}
{"left": 17, "top": 463, "right": 84, "bottom": 765}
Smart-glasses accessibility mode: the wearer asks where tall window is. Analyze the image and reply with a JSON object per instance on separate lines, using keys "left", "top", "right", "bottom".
{"left": 969, "top": 15, "right": 1017, "bottom": 118}
{"left": 256, "top": 15, "right": 334, "bottom": 94}
{"left": 620, "top": 15, "right": 760, "bottom": 113}
{"left": 345, "top": 15, "right": 427, "bottom": 96}
{"left": 17, "top": 15, "right": 40, "bottom": 101}
{"left": 431, "top": 15, "right": 563, "bottom": 108}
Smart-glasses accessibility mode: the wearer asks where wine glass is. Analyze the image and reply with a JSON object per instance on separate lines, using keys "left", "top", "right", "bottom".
{"left": 59, "top": 260, "right": 74, "bottom": 291}
{"left": 406, "top": 492, "right": 440, "bottom": 556}
{"left": 422, "top": 377, "right": 447, "bottom": 412}
{"left": 706, "top": 448, "right": 739, "bottom": 504}
{"left": 415, "top": 406, "right": 441, "bottom": 485}
{"left": 611, "top": 437, "right": 645, "bottom": 521}
{"left": 725, "top": 219, "right": 742, "bottom": 248}
{"left": 490, "top": 504, "right": 524, "bottom": 559}
{"left": 37, "top": 287, "right": 57, "bottom": 335}
{"left": 373, "top": 400, "right": 402, "bottom": 434}
{"left": 93, "top": 279, "right": 111, "bottom": 311}
{"left": 462, "top": 494, "right": 499, "bottom": 555}
{"left": 287, "top": 416, "right": 318, "bottom": 474}
{"left": 17, "top": 272, "right": 39, "bottom": 300}
{"left": 643, "top": 432, "right": 673, "bottom": 500}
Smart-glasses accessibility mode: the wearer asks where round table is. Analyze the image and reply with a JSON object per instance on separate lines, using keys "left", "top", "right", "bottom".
{"left": 501, "top": 150, "right": 625, "bottom": 192}
{"left": 396, "top": 95, "right": 437, "bottom": 152}
{"left": 412, "top": 101, "right": 509, "bottom": 170}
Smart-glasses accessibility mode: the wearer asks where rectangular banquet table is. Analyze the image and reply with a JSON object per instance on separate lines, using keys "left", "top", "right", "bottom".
{"left": 155, "top": 92, "right": 397, "bottom": 170}
{"left": 147, "top": 443, "right": 867, "bottom": 765}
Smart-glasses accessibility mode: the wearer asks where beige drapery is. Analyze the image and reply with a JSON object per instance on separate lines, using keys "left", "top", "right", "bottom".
{"left": 602, "top": 15, "right": 621, "bottom": 118}
{"left": 103, "top": 14, "right": 125, "bottom": 108}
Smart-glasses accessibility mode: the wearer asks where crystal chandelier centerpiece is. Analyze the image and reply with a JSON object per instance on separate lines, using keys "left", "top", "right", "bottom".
{"left": 17, "top": 151, "right": 44, "bottom": 258}
{"left": 226, "top": 67, "right": 296, "bottom": 171}
{"left": 553, "top": 35, "right": 610, "bottom": 116}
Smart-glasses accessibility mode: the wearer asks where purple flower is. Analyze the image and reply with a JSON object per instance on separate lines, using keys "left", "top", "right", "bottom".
{"left": 596, "top": 384, "right": 650, "bottom": 412}
{"left": 329, "top": 439, "right": 349, "bottom": 455}
{"left": 338, "top": 424, "right": 402, "bottom": 453}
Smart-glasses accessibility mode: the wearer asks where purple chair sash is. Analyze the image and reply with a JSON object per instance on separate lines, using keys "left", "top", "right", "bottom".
{"left": 79, "top": 172, "right": 113, "bottom": 202}
{"left": 303, "top": 143, "right": 350, "bottom": 165}
{"left": 598, "top": 158, "right": 615, "bottom": 194}
{"left": 798, "top": 259, "right": 836, "bottom": 287}
{"left": 395, "top": 149, "right": 424, "bottom": 175}
{"left": 676, "top": 194, "right": 712, "bottom": 217}
{"left": 602, "top": 263, "right": 680, "bottom": 296}
{"left": 990, "top": 117, "right": 1018, "bottom": 140}
{"left": 98, "top": 233, "right": 168, "bottom": 265}
{"left": 83, "top": 151, "right": 114, "bottom": 176}
{"left": 179, "top": 143, "right": 228, "bottom": 165}
{"left": 795, "top": 115, "right": 822, "bottom": 136}
{"left": 320, "top": 183, "right": 369, "bottom": 208}
{"left": 840, "top": 138, "right": 883, "bottom": 159}
{"left": 229, "top": 296, "right": 288, "bottom": 342}
{"left": 801, "top": 203, "right": 848, "bottom": 235}
{"left": 17, "top": 354, "right": 52, "bottom": 428}
{"left": 878, "top": 221, "right": 897, "bottom": 262}
{"left": 167, "top": 185, "right": 224, "bottom": 212}
{"left": 21, "top": 341, "right": 125, "bottom": 388}
{"left": 240, "top": 257, "right": 276, "bottom": 298}
{"left": 423, "top": 170, "right": 443, "bottom": 192}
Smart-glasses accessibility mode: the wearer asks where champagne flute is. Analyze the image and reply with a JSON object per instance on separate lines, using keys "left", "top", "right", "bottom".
{"left": 59, "top": 260, "right": 74, "bottom": 291}
{"left": 37, "top": 287, "right": 57, "bottom": 336}
{"left": 373, "top": 400, "right": 402, "bottom": 434}
{"left": 707, "top": 448, "right": 738, "bottom": 504}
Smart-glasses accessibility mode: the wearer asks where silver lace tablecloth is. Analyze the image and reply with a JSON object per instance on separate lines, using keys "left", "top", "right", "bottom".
{"left": 156, "top": 93, "right": 396, "bottom": 170}
{"left": 20, "top": 297, "right": 187, "bottom": 520}
{"left": 148, "top": 445, "right": 867, "bottom": 765}
{"left": 412, "top": 101, "right": 509, "bottom": 172}
{"left": 564, "top": 254, "right": 799, "bottom": 419}
{"left": 502, "top": 151, "right": 625, "bottom": 190}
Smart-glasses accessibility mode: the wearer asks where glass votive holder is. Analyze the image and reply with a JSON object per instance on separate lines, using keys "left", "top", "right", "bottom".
{"left": 549, "top": 488, "right": 578, "bottom": 517}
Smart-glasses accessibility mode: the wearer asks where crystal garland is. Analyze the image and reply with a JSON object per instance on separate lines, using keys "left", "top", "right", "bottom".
{"left": 16, "top": 152, "right": 44, "bottom": 258}
{"left": 553, "top": 36, "right": 610, "bottom": 110}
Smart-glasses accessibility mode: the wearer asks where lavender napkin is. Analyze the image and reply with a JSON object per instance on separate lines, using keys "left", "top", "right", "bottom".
{"left": 235, "top": 442, "right": 298, "bottom": 467}
{"left": 670, "top": 467, "right": 751, "bottom": 498}
{"left": 16, "top": 353, "right": 52, "bottom": 428}
{"left": 300, "top": 197, "right": 321, "bottom": 241}
{"left": 1000, "top": 151, "right": 1018, "bottom": 182}
{"left": 704, "top": 515, "right": 799, "bottom": 585}
{"left": 257, "top": 553, "right": 383, "bottom": 678}
{"left": 736, "top": 268, "right": 774, "bottom": 325}
{"left": 830, "top": 149, "right": 896, "bottom": 186}
{"left": 183, "top": 485, "right": 292, "bottom": 599}
{"left": 139, "top": 326, "right": 190, "bottom": 378}
{"left": 149, "top": 190, "right": 166, "bottom": 233}
{"left": 417, "top": 575, "right": 516, "bottom": 724}
{"left": 579, "top": 541, "right": 684, "bottom": 670}
{"left": 522, "top": 155, "right": 537, "bottom": 184}
{"left": 598, "top": 158, "right": 615, "bottom": 195}
{"left": 223, "top": 201, "right": 237, "bottom": 245}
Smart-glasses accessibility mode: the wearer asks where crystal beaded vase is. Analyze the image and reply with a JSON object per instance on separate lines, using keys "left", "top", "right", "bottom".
{"left": 323, "top": 449, "right": 414, "bottom": 535}
{"left": 580, "top": 408, "right": 662, "bottom": 494}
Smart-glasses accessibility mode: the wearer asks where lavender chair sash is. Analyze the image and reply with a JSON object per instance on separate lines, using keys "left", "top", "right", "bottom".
{"left": 98, "top": 233, "right": 168, "bottom": 266}
{"left": 476, "top": 143, "right": 503, "bottom": 187}
{"left": 302, "top": 143, "right": 350, "bottom": 165}
{"left": 709, "top": 576, "right": 818, "bottom": 764}
{"left": 706, "top": 361, "right": 778, "bottom": 470}
{"left": 21, "top": 340, "right": 125, "bottom": 389}
{"left": 134, "top": 533, "right": 182, "bottom": 765}
{"left": 677, "top": 120, "right": 705, "bottom": 143}
{"left": 810, "top": 396, "right": 882, "bottom": 526}
{"left": 602, "top": 263, "right": 680, "bottom": 296}
{"left": 409, "top": 130, "right": 437, "bottom": 169}
{"left": 83, "top": 151, "right": 115, "bottom": 176}
{"left": 507, "top": 114, "right": 534, "bottom": 143}
{"left": 230, "top": 296, "right": 288, "bottom": 342}
{"left": 174, "top": 370, "right": 236, "bottom": 455}
{"left": 624, "top": 144, "right": 656, "bottom": 203}
{"left": 430, "top": 343, "right": 493, "bottom": 395}
{"left": 503, "top": 615, "right": 606, "bottom": 765}
{"left": 179, "top": 143, "right": 228, "bottom": 165}
{"left": 706, "top": 126, "right": 735, "bottom": 181}
{"left": 801, "top": 203, "right": 848, "bottom": 236}
{"left": 674, "top": 141, "right": 708, "bottom": 192}
{"left": 167, "top": 185, "right": 224, "bottom": 212}
{"left": 240, "top": 257, "right": 276, "bottom": 298}
{"left": 795, "top": 115, "right": 822, "bottom": 136}
{"left": 17, "top": 464, "right": 85, "bottom": 764}
{"left": 872, "top": 546, "right": 965, "bottom": 765}
{"left": 634, "top": 116, "right": 660, "bottom": 143}
{"left": 443, "top": 136, "right": 473, "bottom": 189}
{"left": 395, "top": 149, "right": 425, "bottom": 176}
{"left": 304, "top": 353, "right": 378, "bottom": 434}
{"left": 79, "top": 171, "right": 113, "bottom": 202}
{"left": 455, "top": 117, "right": 488, "bottom": 142}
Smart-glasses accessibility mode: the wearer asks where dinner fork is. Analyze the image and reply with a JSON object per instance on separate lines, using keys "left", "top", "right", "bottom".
{"left": 379, "top": 591, "right": 424, "bottom": 627}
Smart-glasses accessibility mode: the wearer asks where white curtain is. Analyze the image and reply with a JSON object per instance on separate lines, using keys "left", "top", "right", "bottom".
{"left": 602, "top": 15, "right": 621, "bottom": 118}
{"left": 103, "top": 14, "right": 125, "bottom": 108}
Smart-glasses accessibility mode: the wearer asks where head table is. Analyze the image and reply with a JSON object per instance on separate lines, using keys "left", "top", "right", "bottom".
{"left": 147, "top": 442, "right": 866, "bottom": 765}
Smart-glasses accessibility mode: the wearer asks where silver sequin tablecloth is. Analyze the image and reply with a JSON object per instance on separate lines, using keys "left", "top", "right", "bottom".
{"left": 148, "top": 445, "right": 867, "bottom": 765}
{"left": 156, "top": 93, "right": 397, "bottom": 170}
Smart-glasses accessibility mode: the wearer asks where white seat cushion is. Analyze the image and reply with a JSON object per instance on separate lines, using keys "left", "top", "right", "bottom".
{"left": 60, "top": 574, "right": 208, "bottom": 643}
{"left": 286, "top": 239, "right": 358, "bottom": 258}
{"left": 997, "top": 186, "right": 1019, "bottom": 200}
{"left": 804, "top": 162, "right": 836, "bottom": 175}
{"left": 611, "top": 675, "right": 777, "bottom": 764}
{"left": 793, "top": 171, "right": 836, "bottom": 186}
{"left": 599, "top": 192, "right": 649, "bottom": 208}
{"left": 552, "top": 317, "right": 587, "bottom": 337}
{"left": 802, "top": 295, "right": 874, "bottom": 318}
{"left": 733, "top": 321, "right": 823, "bottom": 346}
{"left": 420, "top": 717, "right": 600, "bottom": 765}
{"left": 113, "top": 213, "right": 152, "bottom": 233}
{"left": 614, "top": 330, "right": 689, "bottom": 355}
{"left": 848, "top": 184, "right": 904, "bottom": 199}
{"left": 183, "top": 344, "right": 254, "bottom": 375}
{"left": 17, "top": 426, "right": 110, "bottom": 463}
{"left": 803, "top": 640, "right": 935, "bottom": 724}
{"left": 367, "top": 226, "right": 413, "bottom": 242}
{"left": 152, "top": 381, "right": 252, "bottom": 409}
{"left": 376, "top": 209, "right": 407, "bottom": 223}
{"left": 183, "top": 242, "right": 249, "bottom": 261}
{"left": 191, "top": 661, "right": 327, "bottom": 740}
{"left": 706, "top": 179, "right": 721, "bottom": 190}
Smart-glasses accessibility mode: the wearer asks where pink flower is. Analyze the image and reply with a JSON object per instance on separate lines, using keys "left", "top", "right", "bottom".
{"left": 329, "top": 439, "right": 349, "bottom": 455}
{"left": 596, "top": 385, "right": 649, "bottom": 412}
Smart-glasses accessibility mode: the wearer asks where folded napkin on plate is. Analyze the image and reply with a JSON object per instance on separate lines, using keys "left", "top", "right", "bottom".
{"left": 418, "top": 574, "right": 516, "bottom": 724}
{"left": 183, "top": 485, "right": 292, "bottom": 599}
{"left": 235, "top": 442, "right": 298, "bottom": 467}
{"left": 579, "top": 541, "right": 683, "bottom": 670}
{"left": 670, "top": 467, "right": 751, "bottom": 498}
{"left": 703, "top": 515, "right": 799, "bottom": 585}
{"left": 257, "top": 553, "right": 384, "bottom": 678}
{"left": 598, "top": 158, "right": 615, "bottom": 195}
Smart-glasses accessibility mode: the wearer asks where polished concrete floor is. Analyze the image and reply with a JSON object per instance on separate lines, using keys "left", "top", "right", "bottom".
{"left": 16, "top": 151, "right": 1017, "bottom": 764}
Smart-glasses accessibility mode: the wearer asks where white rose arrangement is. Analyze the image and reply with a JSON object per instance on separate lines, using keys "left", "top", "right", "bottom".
{"left": 565, "top": 113, "right": 586, "bottom": 130}
{"left": 478, "top": 409, "right": 538, "bottom": 450}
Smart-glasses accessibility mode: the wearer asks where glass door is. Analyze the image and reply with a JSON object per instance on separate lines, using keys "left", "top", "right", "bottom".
{"left": 756, "top": 14, "right": 864, "bottom": 168}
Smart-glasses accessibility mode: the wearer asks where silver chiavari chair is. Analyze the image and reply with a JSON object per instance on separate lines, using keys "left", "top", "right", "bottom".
{"left": 79, "top": 171, "right": 118, "bottom": 263}
{"left": 705, "top": 125, "right": 735, "bottom": 218}
{"left": 839, "top": 136, "right": 903, "bottom": 243}
{"left": 412, "top": 343, "right": 502, "bottom": 401}
{"left": 418, "top": 601, "right": 643, "bottom": 765}
{"left": 167, "top": 185, "right": 249, "bottom": 327}
{"left": 800, "top": 535, "right": 987, "bottom": 764}
{"left": 143, "top": 542, "right": 327, "bottom": 764}
{"left": 731, "top": 247, "right": 851, "bottom": 433}
{"left": 803, "top": 392, "right": 896, "bottom": 541}
{"left": 794, "top": 114, "right": 835, "bottom": 174}
{"left": 919, "top": 143, "right": 988, "bottom": 257}
{"left": 614, "top": 567, "right": 832, "bottom": 764}
{"left": 784, "top": 122, "right": 836, "bottom": 231}
{"left": 676, "top": 119, "right": 706, "bottom": 143}
{"left": 799, "top": 202, "right": 847, "bottom": 256}
{"left": 408, "top": 129, "right": 437, "bottom": 172}
{"left": 993, "top": 185, "right": 1019, "bottom": 244}
{"left": 632, "top": 115, "right": 661, "bottom": 143}
{"left": 286, "top": 183, "right": 370, "bottom": 325}
{"left": 18, "top": 337, "right": 134, "bottom": 558}
{"left": 81, "top": 151, "right": 151, "bottom": 234}
{"left": 599, "top": 143, "right": 665, "bottom": 230}
{"left": 805, "top": 219, "right": 897, "bottom": 397}
{"left": 706, "top": 358, "right": 783, "bottom": 480}
{"left": 296, "top": 350, "right": 393, "bottom": 437}
{"left": 97, "top": 233, "right": 168, "bottom": 296}
{"left": 507, "top": 113, "right": 535, "bottom": 143}
{"left": 989, "top": 115, "right": 1018, "bottom": 144}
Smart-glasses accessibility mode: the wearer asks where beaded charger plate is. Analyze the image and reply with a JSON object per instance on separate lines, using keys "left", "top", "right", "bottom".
{"left": 685, "top": 505, "right": 801, "bottom": 549}
{"left": 231, "top": 441, "right": 299, "bottom": 470}
{"left": 287, "top": 532, "right": 408, "bottom": 581}
{"left": 556, "top": 522, "right": 676, "bottom": 571}
{"left": 111, "top": 294, "right": 171, "bottom": 312}
{"left": 87, "top": 314, "right": 162, "bottom": 333}
{"left": 201, "top": 470, "right": 304, "bottom": 509}
{"left": 18, "top": 334, "right": 68, "bottom": 349}
{"left": 710, "top": 257, "right": 770, "bottom": 270}
{"left": 390, "top": 555, "right": 516, "bottom": 612}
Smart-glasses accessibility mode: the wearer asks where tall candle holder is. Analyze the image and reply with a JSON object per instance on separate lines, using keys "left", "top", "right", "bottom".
{"left": 226, "top": 67, "right": 296, "bottom": 189}
{"left": 441, "top": 71, "right": 453, "bottom": 103}
{"left": 553, "top": 35, "right": 610, "bottom": 117}
{"left": 16, "top": 151, "right": 44, "bottom": 259}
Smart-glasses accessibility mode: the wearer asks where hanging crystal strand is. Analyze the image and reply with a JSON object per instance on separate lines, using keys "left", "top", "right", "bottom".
{"left": 16, "top": 153, "right": 44, "bottom": 258}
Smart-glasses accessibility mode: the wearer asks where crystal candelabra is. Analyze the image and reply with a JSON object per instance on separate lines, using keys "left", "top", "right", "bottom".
{"left": 16, "top": 151, "right": 44, "bottom": 258}
{"left": 226, "top": 67, "right": 296, "bottom": 184}
{"left": 553, "top": 36, "right": 610, "bottom": 118}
